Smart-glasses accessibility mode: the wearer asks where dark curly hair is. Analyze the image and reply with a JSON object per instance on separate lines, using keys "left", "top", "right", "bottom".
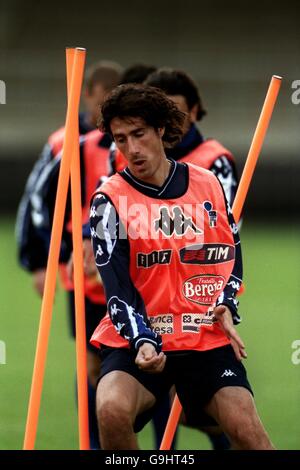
{"left": 98, "top": 84, "right": 186, "bottom": 148}
{"left": 145, "top": 68, "right": 207, "bottom": 121}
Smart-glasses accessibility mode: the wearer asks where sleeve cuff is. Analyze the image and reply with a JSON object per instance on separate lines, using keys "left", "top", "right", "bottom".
{"left": 82, "top": 223, "right": 91, "bottom": 239}
{"left": 131, "top": 333, "right": 162, "bottom": 354}
{"left": 216, "top": 300, "right": 241, "bottom": 325}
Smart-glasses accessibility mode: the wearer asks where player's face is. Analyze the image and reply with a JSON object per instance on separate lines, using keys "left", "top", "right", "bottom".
{"left": 110, "top": 116, "right": 166, "bottom": 183}
{"left": 167, "top": 94, "right": 198, "bottom": 135}
{"left": 84, "top": 83, "right": 107, "bottom": 127}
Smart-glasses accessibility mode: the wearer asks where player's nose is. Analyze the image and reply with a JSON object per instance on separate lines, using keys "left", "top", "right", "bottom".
{"left": 128, "top": 137, "right": 140, "bottom": 156}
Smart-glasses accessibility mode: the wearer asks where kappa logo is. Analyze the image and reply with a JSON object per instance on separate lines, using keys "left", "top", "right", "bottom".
{"left": 183, "top": 274, "right": 225, "bottom": 305}
{"left": 221, "top": 369, "right": 237, "bottom": 377}
{"left": 154, "top": 206, "right": 202, "bottom": 237}
{"left": 180, "top": 243, "right": 235, "bottom": 265}
{"left": 110, "top": 303, "right": 122, "bottom": 317}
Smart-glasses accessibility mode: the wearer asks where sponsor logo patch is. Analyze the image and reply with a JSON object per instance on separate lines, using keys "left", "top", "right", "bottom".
{"left": 137, "top": 249, "right": 172, "bottom": 268}
{"left": 180, "top": 243, "right": 235, "bottom": 265}
{"left": 182, "top": 311, "right": 215, "bottom": 332}
{"left": 149, "top": 314, "right": 174, "bottom": 335}
{"left": 182, "top": 274, "right": 225, "bottom": 305}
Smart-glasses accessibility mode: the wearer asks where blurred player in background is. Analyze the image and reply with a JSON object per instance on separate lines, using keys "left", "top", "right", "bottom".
{"left": 16, "top": 61, "right": 163, "bottom": 450}
{"left": 15, "top": 60, "right": 123, "bottom": 449}
{"left": 16, "top": 60, "right": 123, "bottom": 292}
{"left": 145, "top": 68, "right": 238, "bottom": 206}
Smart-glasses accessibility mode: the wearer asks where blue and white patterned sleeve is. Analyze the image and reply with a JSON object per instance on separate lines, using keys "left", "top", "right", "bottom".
{"left": 15, "top": 143, "right": 60, "bottom": 271}
{"left": 90, "top": 193, "right": 162, "bottom": 353}
{"left": 210, "top": 156, "right": 238, "bottom": 207}
{"left": 215, "top": 184, "right": 243, "bottom": 325}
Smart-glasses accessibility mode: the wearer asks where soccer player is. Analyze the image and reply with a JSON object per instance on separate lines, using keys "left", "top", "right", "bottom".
{"left": 89, "top": 84, "right": 274, "bottom": 450}
{"left": 15, "top": 60, "right": 123, "bottom": 449}
{"left": 105, "top": 69, "right": 239, "bottom": 449}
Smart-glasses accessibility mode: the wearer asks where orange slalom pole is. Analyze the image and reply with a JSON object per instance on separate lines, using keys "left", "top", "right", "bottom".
{"left": 159, "top": 74, "right": 282, "bottom": 451}
{"left": 23, "top": 47, "right": 86, "bottom": 450}
{"left": 232, "top": 75, "right": 282, "bottom": 221}
{"left": 66, "top": 47, "right": 90, "bottom": 450}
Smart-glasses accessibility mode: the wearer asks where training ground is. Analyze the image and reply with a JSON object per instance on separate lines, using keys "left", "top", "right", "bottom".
{"left": 0, "top": 218, "right": 299, "bottom": 450}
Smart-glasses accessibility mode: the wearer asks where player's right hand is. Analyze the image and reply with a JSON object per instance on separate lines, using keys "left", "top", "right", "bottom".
{"left": 135, "top": 342, "right": 166, "bottom": 374}
{"left": 214, "top": 304, "right": 247, "bottom": 361}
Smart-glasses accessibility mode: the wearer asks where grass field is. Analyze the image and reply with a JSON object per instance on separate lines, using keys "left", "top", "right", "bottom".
{"left": 0, "top": 216, "right": 299, "bottom": 450}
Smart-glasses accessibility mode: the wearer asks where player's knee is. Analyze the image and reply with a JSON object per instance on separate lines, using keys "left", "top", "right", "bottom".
{"left": 97, "top": 399, "right": 133, "bottom": 433}
{"left": 231, "top": 422, "right": 253, "bottom": 448}
{"left": 229, "top": 417, "right": 264, "bottom": 449}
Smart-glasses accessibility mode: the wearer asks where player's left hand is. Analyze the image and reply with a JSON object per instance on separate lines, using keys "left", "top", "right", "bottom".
{"left": 214, "top": 305, "right": 247, "bottom": 361}
{"left": 66, "top": 239, "right": 102, "bottom": 284}
{"left": 82, "top": 239, "right": 100, "bottom": 278}
{"left": 135, "top": 343, "right": 166, "bottom": 374}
